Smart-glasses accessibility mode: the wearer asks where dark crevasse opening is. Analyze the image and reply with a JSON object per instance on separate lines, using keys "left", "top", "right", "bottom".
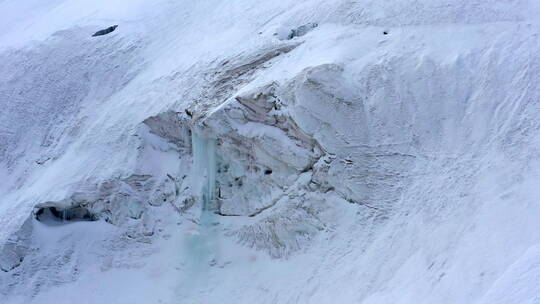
{"left": 35, "top": 206, "right": 97, "bottom": 224}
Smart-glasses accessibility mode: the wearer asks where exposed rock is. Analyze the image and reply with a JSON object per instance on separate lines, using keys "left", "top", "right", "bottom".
{"left": 92, "top": 25, "right": 118, "bottom": 37}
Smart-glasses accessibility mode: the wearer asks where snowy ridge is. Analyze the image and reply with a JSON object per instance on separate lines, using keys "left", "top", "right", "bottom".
{"left": 1, "top": 0, "right": 540, "bottom": 303}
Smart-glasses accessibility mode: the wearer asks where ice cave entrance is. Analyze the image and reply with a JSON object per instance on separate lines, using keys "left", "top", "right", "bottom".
{"left": 35, "top": 206, "right": 96, "bottom": 225}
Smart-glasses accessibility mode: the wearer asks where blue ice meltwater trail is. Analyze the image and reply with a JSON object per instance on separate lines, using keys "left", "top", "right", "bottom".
{"left": 191, "top": 131, "right": 217, "bottom": 211}
{"left": 180, "top": 130, "right": 219, "bottom": 296}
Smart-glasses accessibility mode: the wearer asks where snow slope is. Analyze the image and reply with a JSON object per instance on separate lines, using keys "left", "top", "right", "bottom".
{"left": 1, "top": 0, "right": 540, "bottom": 303}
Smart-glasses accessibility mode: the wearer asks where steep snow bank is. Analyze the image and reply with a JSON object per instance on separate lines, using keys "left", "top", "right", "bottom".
{"left": 1, "top": 0, "right": 540, "bottom": 303}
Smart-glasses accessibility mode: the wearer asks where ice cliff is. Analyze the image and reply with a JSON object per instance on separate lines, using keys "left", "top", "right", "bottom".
{"left": 1, "top": 0, "right": 540, "bottom": 303}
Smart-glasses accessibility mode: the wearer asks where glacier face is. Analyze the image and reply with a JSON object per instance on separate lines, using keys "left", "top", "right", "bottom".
{"left": 1, "top": 0, "right": 540, "bottom": 303}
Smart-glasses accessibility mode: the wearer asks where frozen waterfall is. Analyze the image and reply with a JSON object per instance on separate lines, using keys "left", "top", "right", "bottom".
{"left": 191, "top": 130, "right": 217, "bottom": 212}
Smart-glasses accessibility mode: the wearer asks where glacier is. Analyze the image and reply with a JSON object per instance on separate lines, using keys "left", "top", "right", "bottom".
{"left": 1, "top": 0, "right": 540, "bottom": 303}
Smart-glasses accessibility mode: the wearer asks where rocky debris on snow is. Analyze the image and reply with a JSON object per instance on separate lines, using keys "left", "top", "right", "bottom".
{"left": 187, "top": 43, "right": 300, "bottom": 118}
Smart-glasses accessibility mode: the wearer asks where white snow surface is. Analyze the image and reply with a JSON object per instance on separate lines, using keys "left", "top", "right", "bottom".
{"left": 1, "top": 0, "right": 540, "bottom": 303}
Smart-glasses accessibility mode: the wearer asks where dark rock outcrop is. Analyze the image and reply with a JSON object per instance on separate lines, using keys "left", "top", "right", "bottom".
{"left": 92, "top": 25, "right": 118, "bottom": 37}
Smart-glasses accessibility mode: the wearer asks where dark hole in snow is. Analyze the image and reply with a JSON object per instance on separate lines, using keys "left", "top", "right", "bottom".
{"left": 264, "top": 169, "right": 273, "bottom": 175}
{"left": 35, "top": 206, "right": 97, "bottom": 224}
{"left": 92, "top": 25, "right": 118, "bottom": 37}
{"left": 383, "top": 31, "right": 389, "bottom": 35}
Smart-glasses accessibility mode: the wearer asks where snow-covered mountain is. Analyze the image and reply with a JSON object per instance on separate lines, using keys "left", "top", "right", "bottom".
{"left": 1, "top": 0, "right": 540, "bottom": 303}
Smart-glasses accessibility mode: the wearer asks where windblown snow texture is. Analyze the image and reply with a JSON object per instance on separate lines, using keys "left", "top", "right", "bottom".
{"left": 1, "top": 0, "right": 540, "bottom": 303}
